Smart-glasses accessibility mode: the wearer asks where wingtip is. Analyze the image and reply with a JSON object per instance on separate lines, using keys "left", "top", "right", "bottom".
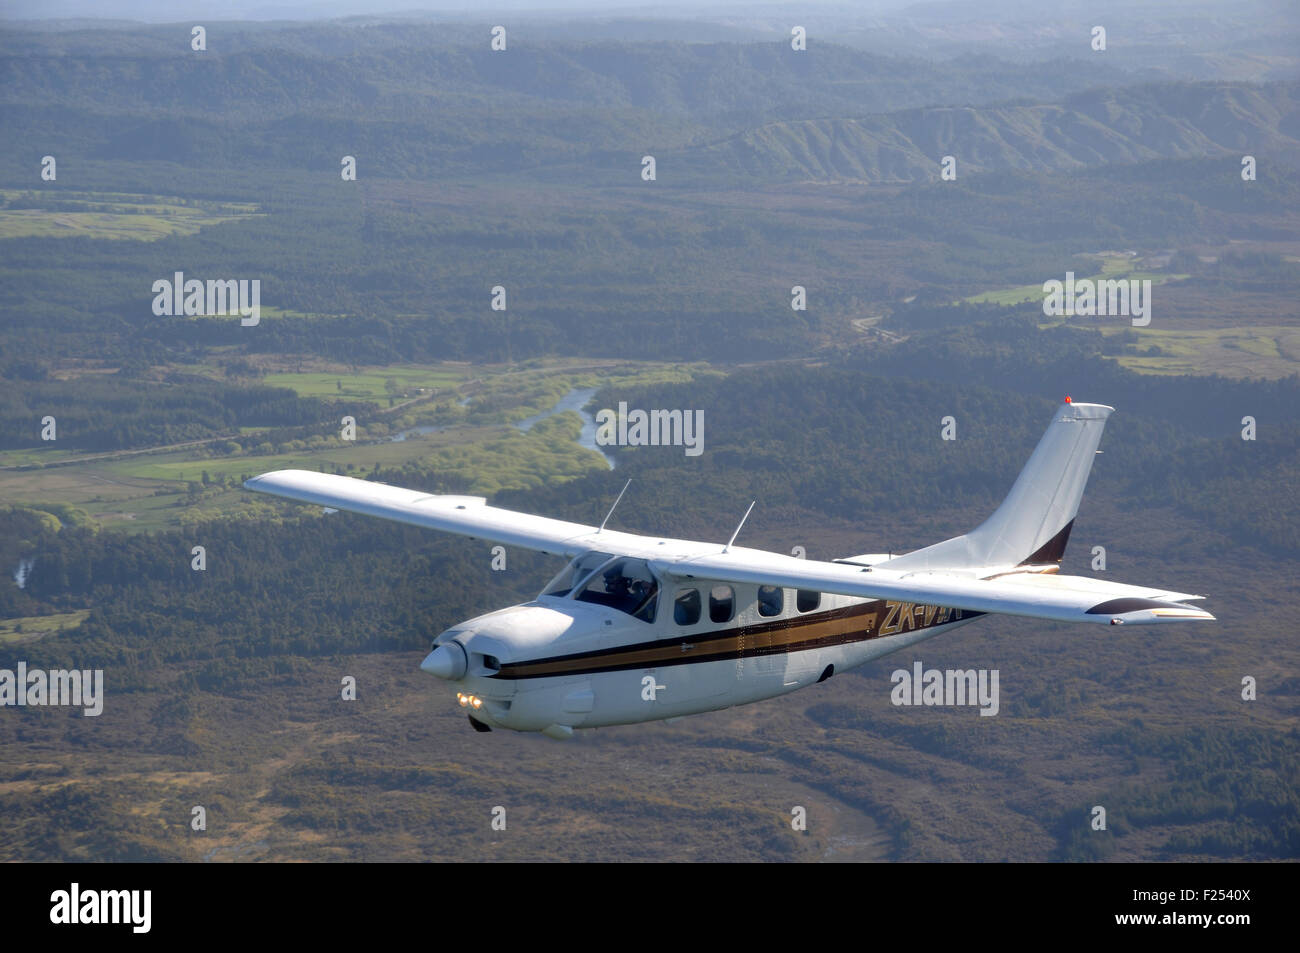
{"left": 243, "top": 471, "right": 281, "bottom": 491}
{"left": 1088, "top": 597, "right": 1215, "bottom": 623}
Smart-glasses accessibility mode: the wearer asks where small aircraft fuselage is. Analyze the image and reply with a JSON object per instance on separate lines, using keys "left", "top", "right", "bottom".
{"left": 421, "top": 550, "right": 979, "bottom": 737}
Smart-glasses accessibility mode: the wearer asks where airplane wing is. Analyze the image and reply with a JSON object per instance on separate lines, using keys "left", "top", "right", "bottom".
{"left": 244, "top": 469, "right": 612, "bottom": 556}
{"left": 246, "top": 464, "right": 1214, "bottom": 627}
{"left": 650, "top": 549, "right": 1213, "bottom": 626}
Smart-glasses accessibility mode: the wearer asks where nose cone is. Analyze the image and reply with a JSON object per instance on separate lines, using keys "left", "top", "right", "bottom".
{"left": 420, "top": 642, "right": 467, "bottom": 680}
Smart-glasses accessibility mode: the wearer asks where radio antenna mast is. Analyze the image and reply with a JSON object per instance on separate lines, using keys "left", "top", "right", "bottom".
{"left": 723, "top": 501, "right": 757, "bottom": 553}
{"left": 597, "top": 479, "right": 632, "bottom": 533}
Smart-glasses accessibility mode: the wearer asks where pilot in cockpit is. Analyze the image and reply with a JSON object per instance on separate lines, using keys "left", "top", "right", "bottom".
{"left": 604, "top": 565, "right": 632, "bottom": 599}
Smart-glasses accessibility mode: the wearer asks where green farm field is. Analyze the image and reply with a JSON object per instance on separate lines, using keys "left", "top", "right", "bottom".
{"left": 0, "top": 190, "right": 260, "bottom": 241}
{"left": 965, "top": 254, "right": 1188, "bottom": 306}
{"left": 0, "top": 610, "right": 91, "bottom": 644}
{"left": 1106, "top": 324, "right": 1300, "bottom": 378}
{"left": 262, "top": 366, "right": 465, "bottom": 403}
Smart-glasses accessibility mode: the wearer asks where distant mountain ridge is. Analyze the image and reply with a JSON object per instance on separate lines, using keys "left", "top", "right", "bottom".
{"left": 0, "top": 40, "right": 1138, "bottom": 122}
{"left": 681, "top": 82, "right": 1300, "bottom": 183}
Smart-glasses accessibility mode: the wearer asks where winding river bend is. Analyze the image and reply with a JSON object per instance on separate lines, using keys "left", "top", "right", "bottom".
{"left": 514, "top": 387, "right": 616, "bottom": 470}
{"left": 388, "top": 387, "right": 615, "bottom": 468}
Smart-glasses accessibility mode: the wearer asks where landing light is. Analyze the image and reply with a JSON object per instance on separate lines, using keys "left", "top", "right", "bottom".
{"left": 457, "top": 692, "right": 484, "bottom": 709}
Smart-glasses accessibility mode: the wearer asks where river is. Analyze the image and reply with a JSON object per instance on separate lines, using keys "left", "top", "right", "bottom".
{"left": 387, "top": 387, "right": 614, "bottom": 468}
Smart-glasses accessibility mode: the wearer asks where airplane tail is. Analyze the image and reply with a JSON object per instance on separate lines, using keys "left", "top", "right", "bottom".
{"left": 880, "top": 400, "right": 1114, "bottom": 573}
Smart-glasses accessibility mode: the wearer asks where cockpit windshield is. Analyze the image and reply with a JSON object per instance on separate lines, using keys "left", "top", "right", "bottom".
{"left": 541, "top": 551, "right": 614, "bottom": 598}
{"left": 574, "top": 557, "right": 659, "bottom": 623}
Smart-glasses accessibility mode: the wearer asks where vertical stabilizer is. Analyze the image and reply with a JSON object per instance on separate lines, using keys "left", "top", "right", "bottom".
{"left": 881, "top": 401, "right": 1114, "bottom": 572}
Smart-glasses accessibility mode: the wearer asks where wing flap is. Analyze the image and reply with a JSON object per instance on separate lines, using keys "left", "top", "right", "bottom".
{"left": 976, "top": 570, "right": 1205, "bottom": 604}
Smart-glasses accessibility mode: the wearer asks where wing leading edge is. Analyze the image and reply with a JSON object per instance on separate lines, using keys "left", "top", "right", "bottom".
{"left": 244, "top": 469, "right": 608, "bottom": 556}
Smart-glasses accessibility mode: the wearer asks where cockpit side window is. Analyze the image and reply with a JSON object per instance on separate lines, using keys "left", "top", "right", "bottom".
{"left": 575, "top": 557, "right": 659, "bottom": 623}
{"left": 541, "top": 551, "right": 614, "bottom": 598}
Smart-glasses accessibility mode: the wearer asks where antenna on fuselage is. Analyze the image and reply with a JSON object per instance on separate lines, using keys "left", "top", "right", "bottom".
{"left": 723, "top": 500, "right": 756, "bottom": 553}
{"left": 597, "top": 479, "right": 632, "bottom": 533}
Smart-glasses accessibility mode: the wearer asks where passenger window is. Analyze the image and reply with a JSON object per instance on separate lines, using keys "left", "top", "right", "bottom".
{"left": 674, "top": 588, "right": 702, "bottom": 626}
{"left": 797, "top": 589, "right": 821, "bottom": 613}
{"left": 575, "top": 557, "right": 658, "bottom": 623}
{"left": 709, "top": 585, "right": 734, "bottom": 623}
{"left": 758, "top": 585, "right": 783, "bottom": 617}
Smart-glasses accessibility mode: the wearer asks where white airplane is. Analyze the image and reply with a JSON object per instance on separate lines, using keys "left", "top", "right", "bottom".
{"left": 245, "top": 399, "right": 1213, "bottom": 739}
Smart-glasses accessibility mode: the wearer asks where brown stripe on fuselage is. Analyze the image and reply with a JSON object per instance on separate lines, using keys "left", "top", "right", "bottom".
{"left": 494, "top": 598, "right": 981, "bottom": 679}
